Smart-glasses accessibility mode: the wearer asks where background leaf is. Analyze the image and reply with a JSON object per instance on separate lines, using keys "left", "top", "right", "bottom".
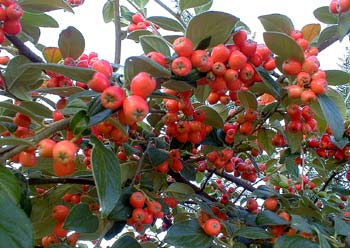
{"left": 18, "top": 0, "right": 74, "bottom": 13}
{"left": 301, "top": 23, "right": 321, "bottom": 42}
{"left": 232, "top": 226, "right": 273, "bottom": 239}
{"left": 165, "top": 182, "right": 195, "bottom": 201}
{"left": 325, "top": 70, "right": 350, "bottom": 85}
{"left": 256, "top": 210, "right": 290, "bottom": 225}
{"left": 313, "top": 6, "right": 338, "bottom": 24}
{"left": 274, "top": 235, "right": 319, "bottom": 248}
{"left": 103, "top": 0, "right": 114, "bottom": 23}
{"left": 196, "top": 105, "right": 224, "bottom": 129}
{"left": 0, "top": 167, "right": 21, "bottom": 204}
{"left": 237, "top": 90, "right": 258, "bottom": 110}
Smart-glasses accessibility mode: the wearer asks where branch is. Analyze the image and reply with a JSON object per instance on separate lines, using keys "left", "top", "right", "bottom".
{"left": 28, "top": 177, "right": 95, "bottom": 185}
{"left": 6, "top": 35, "right": 43, "bottom": 63}
{"left": 153, "top": 0, "right": 186, "bottom": 26}
{"left": 114, "top": 0, "right": 122, "bottom": 64}
{"left": 214, "top": 170, "right": 257, "bottom": 192}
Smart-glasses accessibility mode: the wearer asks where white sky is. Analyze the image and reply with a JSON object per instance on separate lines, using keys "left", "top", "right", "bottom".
{"left": 38, "top": 0, "right": 348, "bottom": 70}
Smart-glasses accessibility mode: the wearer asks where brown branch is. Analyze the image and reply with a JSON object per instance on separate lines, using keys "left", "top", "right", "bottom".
{"left": 6, "top": 35, "right": 44, "bottom": 63}
{"left": 214, "top": 170, "right": 256, "bottom": 192}
{"left": 114, "top": 0, "right": 122, "bottom": 64}
{"left": 28, "top": 177, "right": 95, "bottom": 185}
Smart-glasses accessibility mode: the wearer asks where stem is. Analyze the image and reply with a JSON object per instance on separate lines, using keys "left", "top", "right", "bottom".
{"left": 131, "top": 142, "right": 152, "bottom": 186}
{"left": 214, "top": 170, "right": 256, "bottom": 192}
{"left": 114, "top": 0, "right": 122, "bottom": 64}
{"left": 153, "top": 0, "right": 186, "bottom": 26}
{"left": 6, "top": 35, "right": 44, "bottom": 63}
{"left": 200, "top": 169, "right": 216, "bottom": 191}
{"left": 28, "top": 177, "right": 95, "bottom": 185}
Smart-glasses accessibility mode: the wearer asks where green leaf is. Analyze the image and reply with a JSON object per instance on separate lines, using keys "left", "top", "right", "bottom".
{"left": 58, "top": 26, "right": 85, "bottom": 60}
{"left": 232, "top": 227, "right": 273, "bottom": 239}
{"left": 103, "top": 0, "right": 114, "bottom": 23}
{"left": 163, "top": 80, "right": 195, "bottom": 92}
{"left": 70, "top": 110, "right": 90, "bottom": 136}
{"left": 285, "top": 153, "right": 300, "bottom": 179}
{"left": 0, "top": 137, "right": 33, "bottom": 146}
{"left": 274, "top": 235, "right": 319, "bottom": 248}
{"left": 112, "top": 235, "right": 142, "bottom": 248}
{"left": 18, "top": 0, "right": 74, "bottom": 13}
{"left": 0, "top": 194, "right": 33, "bottom": 248}
{"left": 140, "top": 35, "right": 171, "bottom": 56}
{"left": 36, "top": 86, "right": 85, "bottom": 97}
{"left": 124, "top": 56, "right": 171, "bottom": 87}
{"left": 338, "top": 11, "right": 350, "bottom": 40}
{"left": 147, "top": 16, "right": 185, "bottom": 32}
{"left": 64, "top": 203, "right": 99, "bottom": 233}
{"left": 194, "top": 84, "right": 210, "bottom": 103}
{"left": 20, "top": 23, "right": 41, "bottom": 44}
{"left": 186, "top": 11, "right": 239, "bottom": 49}
{"left": 194, "top": 0, "right": 213, "bottom": 14}
{"left": 179, "top": 0, "right": 211, "bottom": 12}
{"left": 255, "top": 67, "right": 281, "bottom": 98}
{"left": 257, "top": 129, "right": 275, "bottom": 155}
{"left": 237, "top": 90, "right": 258, "bottom": 110}
{"left": 196, "top": 105, "right": 224, "bottom": 129}
{"left": 23, "top": 63, "right": 95, "bottom": 83}
{"left": 0, "top": 101, "right": 43, "bottom": 124}
{"left": 258, "top": 14, "right": 294, "bottom": 34}
{"left": 0, "top": 167, "right": 21, "bottom": 204}
{"left": 165, "top": 182, "right": 195, "bottom": 201}
{"left": 301, "top": 24, "right": 321, "bottom": 42}
{"left": 20, "top": 101, "right": 52, "bottom": 118}
{"left": 263, "top": 31, "right": 304, "bottom": 63}
{"left": 120, "top": 5, "right": 134, "bottom": 21}
{"left": 147, "top": 146, "right": 168, "bottom": 166}
{"left": 42, "top": 47, "right": 63, "bottom": 63}
{"left": 21, "top": 11, "right": 59, "bottom": 28}
{"left": 90, "top": 136, "right": 122, "bottom": 218}
{"left": 334, "top": 216, "right": 350, "bottom": 236}
{"left": 127, "top": 30, "right": 153, "bottom": 41}
{"left": 326, "top": 70, "right": 350, "bottom": 85}
{"left": 165, "top": 219, "right": 213, "bottom": 248}
{"left": 316, "top": 25, "right": 339, "bottom": 48}
{"left": 256, "top": 210, "right": 289, "bottom": 226}
{"left": 317, "top": 94, "right": 344, "bottom": 140}
{"left": 133, "top": 0, "right": 149, "bottom": 9}
{"left": 285, "top": 129, "right": 303, "bottom": 153}
{"left": 313, "top": 6, "right": 338, "bottom": 24}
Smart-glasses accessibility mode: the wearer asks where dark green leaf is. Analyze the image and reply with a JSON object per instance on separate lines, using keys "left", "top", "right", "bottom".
{"left": 258, "top": 14, "right": 294, "bottom": 34}
{"left": 334, "top": 216, "right": 350, "bottom": 236}
{"left": 263, "top": 32, "right": 304, "bottom": 63}
{"left": 316, "top": 25, "right": 339, "bottom": 48}
{"left": 301, "top": 23, "right": 321, "bottom": 42}
{"left": 274, "top": 235, "right": 319, "bottom": 248}
{"left": 317, "top": 94, "right": 344, "bottom": 140}
{"left": 104, "top": 221, "right": 127, "bottom": 240}
{"left": 256, "top": 210, "right": 289, "bottom": 226}
{"left": 196, "top": 105, "right": 224, "bottom": 129}
{"left": 194, "top": 84, "right": 210, "bottom": 103}
{"left": 313, "top": 6, "right": 338, "bottom": 24}
{"left": 88, "top": 109, "right": 114, "bottom": 127}
{"left": 257, "top": 129, "right": 275, "bottom": 155}
{"left": 0, "top": 194, "right": 33, "bottom": 248}
{"left": 90, "top": 136, "right": 122, "bottom": 218}
{"left": 21, "top": 11, "right": 58, "bottom": 28}
{"left": 147, "top": 16, "right": 185, "bottom": 32}
{"left": 165, "top": 182, "right": 195, "bottom": 201}
{"left": 127, "top": 29, "right": 153, "bottom": 41}
{"left": 326, "top": 70, "right": 350, "bottom": 85}
{"left": 124, "top": 56, "right": 171, "bottom": 87}
{"left": 18, "top": 0, "right": 74, "bottom": 13}
{"left": 255, "top": 67, "right": 281, "bottom": 98}
{"left": 163, "top": 80, "right": 195, "bottom": 92}
{"left": 108, "top": 187, "right": 133, "bottom": 222}
{"left": 163, "top": 35, "right": 182, "bottom": 44}
{"left": 140, "top": 35, "right": 171, "bottom": 56}
{"left": 165, "top": 219, "right": 213, "bottom": 248}
{"left": 0, "top": 167, "right": 21, "bottom": 204}
{"left": 112, "top": 235, "right": 142, "bottom": 248}
{"left": 0, "top": 101, "right": 43, "bottom": 124}
{"left": 186, "top": 11, "right": 238, "bottom": 49}
{"left": 58, "top": 26, "right": 85, "bottom": 60}
{"left": 285, "top": 129, "right": 303, "bottom": 153}
{"left": 64, "top": 203, "right": 99, "bottom": 233}
{"left": 179, "top": 0, "right": 211, "bottom": 11}
{"left": 36, "top": 86, "right": 85, "bottom": 97}
{"left": 232, "top": 227, "right": 273, "bottom": 239}
{"left": 147, "top": 146, "right": 168, "bottom": 166}
{"left": 285, "top": 153, "right": 300, "bottom": 178}
{"left": 290, "top": 215, "right": 313, "bottom": 233}
{"left": 237, "top": 90, "right": 258, "bottom": 110}
{"left": 20, "top": 101, "right": 52, "bottom": 118}
{"left": 70, "top": 110, "right": 90, "bottom": 136}
{"left": 103, "top": 0, "right": 114, "bottom": 23}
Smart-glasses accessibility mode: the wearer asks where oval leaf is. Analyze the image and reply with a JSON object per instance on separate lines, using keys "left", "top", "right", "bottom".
{"left": 147, "top": 16, "right": 185, "bottom": 32}
{"left": 263, "top": 31, "right": 304, "bottom": 62}
{"left": 326, "top": 70, "right": 350, "bottom": 85}
{"left": 103, "top": 0, "right": 114, "bottom": 23}
{"left": 140, "top": 35, "right": 171, "bottom": 56}
{"left": 42, "top": 47, "right": 63, "bottom": 63}
{"left": 127, "top": 29, "right": 153, "bottom": 41}
{"left": 21, "top": 11, "right": 59, "bottom": 28}
{"left": 258, "top": 14, "right": 294, "bottom": 34}
{"left": 313, "top": 6, "right": 338, "bottom": 24}
{"left": 233, "top": 226, "right": 273, "bottom": 239}
{"left": 179, "top": 0, "right": 211, "bottom": 12}
{"left": 237, "top": 90, "right": 258, "bottom": 110}
{"left": 256, "top": 210, "right": 290, "bottom": 226}
{"left": 196, "top": 105, "right": 224, "bottom": 129}
{"left": 163, "top": 80, "right": 195, "bottom": 92}
{"left": 36, "top": 86, "right": 85, "bottom": 97}
{"left": 112, "top": 235, "right": 142, "bottom": 248}
{"left": 316, "top": 25, "right": 339, "bottom": 48}
{"left": 19, "top": 0, "right": 74, "bottom": 13}
{"left": 257, "top": 129, "right": 276, "bottom": 155}
{"left": 70, "top": 110, "right": 89, "bottom": 136}
{"left": 301, "top": 23, "right": 321, "bottom": 42}
{"left": 0, "top": 167, "right": 21, "bottom": 204}
{"left": 186, "top": 11, "right": 239, "bottom": 49}
{"left": 58, "top": 26, "right": 85, "bottom": 60}
{"left": 63, "top": 203, "right": 99, "bottom": 233}
{"left": 165, "top": 182, "right": 195, "bottom": 201}
{"left": 90, "top": 136, "right": 122, "bottom": 218}
{"left": 194, "top": 84, "right": 210, "bottom": 103}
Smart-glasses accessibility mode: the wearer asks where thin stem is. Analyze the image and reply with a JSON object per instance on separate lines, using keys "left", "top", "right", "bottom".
{"left": 153, "top": 0, "right": 186, "bottom": 26}
{"left": 6, "top": 35, "right": 43, "bottom": 63}
{"left": 200, "top": 169, "right": 216, "bottom": 191}
{"left": 214, "top": 170, "right": 256, "bottom": 192}
{"left": 28, "top": 177, "right": 95, "bottom": 185}
{"left": 131, "top": 142, "right": 152, "bottom": 186}
{"left": 114, "top": 0, "right": 122, "bottom": 64}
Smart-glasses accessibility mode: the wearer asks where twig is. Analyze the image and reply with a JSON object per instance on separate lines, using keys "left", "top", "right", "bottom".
{"left": 153, "top": 0, "right": 186, "bottom": 26}
{"left": 131, "top": 142, "right": 152, "bottom": 186}
{"left": 200, "top": 169, "right": 216, "bottom": 191}
{"left": 214, "top": 170, "right": 256, "bottom": 192}
{"left": 28, "top": 177, "right": 95, "bottom": 185}
{"left": 6, "top": 35, "right": 44, "bottom": 63}
{"left": 114, "top": 0, "right": 122, "bottom": 64}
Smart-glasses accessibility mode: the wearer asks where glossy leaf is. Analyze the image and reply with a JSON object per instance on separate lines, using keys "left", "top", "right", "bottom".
{"left": 21, "top": 11, "right": 59, "bottom": 28}
{"left": 147, "top": 16, "right": 185, "bottom": 32}
{"left": 313, "top": 6, "right": 338, "bottom": 24}
{"left": 64, "top": 203, "right": 99, "bottom": 233}
{"left": 58, "top": 26, "right": 85, "bottom": 60}
{"left": 237, "top": 90, "right": 258, "bottom": 110}
{"left": 274, "top": 235, "right": 319, "bottom": 248}
{"left": 90, "top": 136, "right": 122, "bottom": 218}
{"left": 258, "top": 14, "right": 294, "bottom": 34}
{"left": 112, "top": 235, "right": 142, "bottom": 248}
{"left": 0, "top": 194, "right": 33, "bottom": 248}
{"left": 103, "top": 0, "right": 114, "bottom": 23}
{"left": 164, "top": 219, "right": 213, "bottom": 248}
{"left": 124, "top": 56, "right": 171, "bottom": 87}
{"left": 20, "top": 101, "right": 52, "bottom": 118}
{"left": 42, "top": 47, "right": 63, "bottom": 63}
{"left": 140, "top": 35, "right": 171, "bottom": 56}
{"left": 256, "top": 210, "right": 290, "bottom": 226}
{"left": 165, "top": 182, "right": 195, "bottom": 201}
{"left": 317, "top": 94, "right": 344, "bottom": 140}
{"left": 0, "top": 167, "right": 21, "bottom": 204}
{"left": 263, "top": 31, "right": 304, "bottom": 62}
{"left": 196, "top": 105, "right": 224, "bottom": 129}
{"left": 186, "top": 11, "right": 238, "bottom": 49}
{"left": 301, "top": 24, "right": 321, "bottom": 42}
{"left": 232, "top": 226, "right": 273, "bottom": 239}
{"left": 18, "top": 0, "right": 74, "bottom": 13}
{"left": 257, "top": 129, "right": 275, "bottom": 155}
{"left": 325, "top": 70, "right": 350, "bottom": 85}
{"left": 179, "top": 0, "right": 211, "bottom": 12}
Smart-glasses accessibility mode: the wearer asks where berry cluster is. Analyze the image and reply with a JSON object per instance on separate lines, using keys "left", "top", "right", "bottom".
{"left": 127, "top": 13, "right": 151, "bottom": 32}
{"left": 155, "top": 149, "right": 185, "bottom": 173}
{"left": 198, "top": 209, "right": 225, "bottom": 236}
{"left": 286, "top": 104, "right": 317, "bottom": 134}
{"left": 0, "top": 0, "right": 23, "bottom": 43}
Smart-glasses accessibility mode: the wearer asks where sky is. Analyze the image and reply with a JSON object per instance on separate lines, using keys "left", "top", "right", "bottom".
{"left": 38, "top": 0, "right": 348, "bottom": 70}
